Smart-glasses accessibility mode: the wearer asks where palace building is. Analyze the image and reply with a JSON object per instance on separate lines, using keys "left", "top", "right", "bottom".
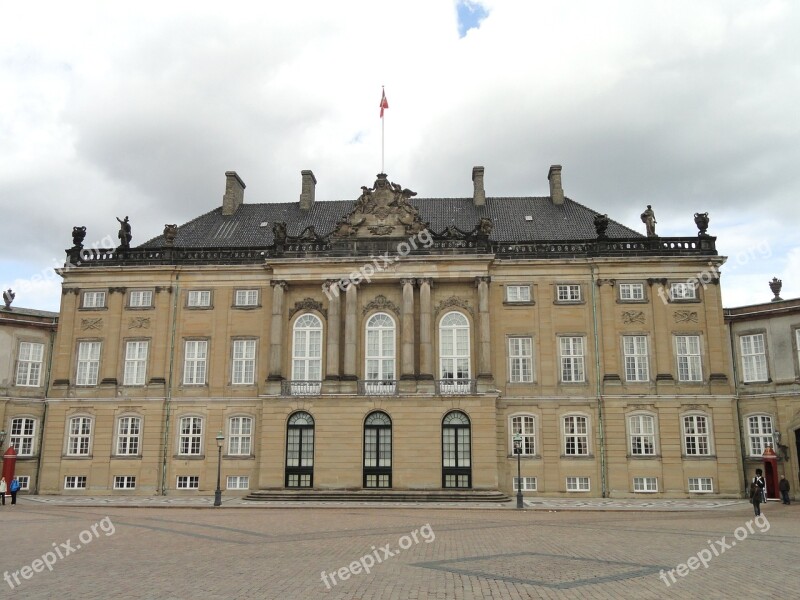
{"left": 29, "top": 165, "right": 746, "bottom": 498}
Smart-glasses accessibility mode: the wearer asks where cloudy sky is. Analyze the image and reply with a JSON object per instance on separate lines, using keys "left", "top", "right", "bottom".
{"left": 2, "top": 0, "right": 798, "bottom": 312}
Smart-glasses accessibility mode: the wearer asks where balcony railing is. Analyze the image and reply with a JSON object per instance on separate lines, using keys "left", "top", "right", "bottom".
{"left": 281, "top": 380, "right": 322, "bottom": 396}
{"left": 435, "top": 379, "right": 477, "bottom": 395}
{"left": 358, "top": 380, "right": 399, "bottom": 396}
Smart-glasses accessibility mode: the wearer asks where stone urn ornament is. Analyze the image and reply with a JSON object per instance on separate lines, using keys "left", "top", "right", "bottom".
{"left": 769, "top": 277, "right": 783, "bottom": 302}
{"left": 694, "top": 212, "right": 710, "bottom": 237}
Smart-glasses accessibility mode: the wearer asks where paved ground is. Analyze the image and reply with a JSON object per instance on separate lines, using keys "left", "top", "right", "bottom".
{"left": 0, "top": 498, "right": 796, "bottom": 599}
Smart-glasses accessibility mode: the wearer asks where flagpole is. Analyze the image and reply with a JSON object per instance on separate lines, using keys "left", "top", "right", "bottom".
{"left": 381, "top": 115, "right": 385, "bottom": 174}
{"left": 381, "top": 87, "right": 385, "bottom": 174}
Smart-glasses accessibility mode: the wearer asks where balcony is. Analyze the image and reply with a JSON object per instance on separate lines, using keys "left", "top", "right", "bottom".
{"left": 435, "top": 379, "right": 477, "bottom": 395}
{"left": 281, "top": 380, "right": 322, "bottom": 396}
{"left": 358, "top": 380, "right": 399, "bottom": 396}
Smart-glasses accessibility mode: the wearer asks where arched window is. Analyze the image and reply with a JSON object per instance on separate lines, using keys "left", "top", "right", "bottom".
{"left": 442, "top": 410, "right": 471, "bottom": 488}
{"left": 364, "top": 412, "right": 392, "bottom": 488}
{"left": 292, "top": 314, "right": 323, "bottom": 395}
{"left": 364, "top": 313, "right": 396, "bottom": 394}
{"left": 286, "top": 411, "right": 314, "bottom": 488}
{"left": 439, "top": 312, "right": 471, "bottom": 393}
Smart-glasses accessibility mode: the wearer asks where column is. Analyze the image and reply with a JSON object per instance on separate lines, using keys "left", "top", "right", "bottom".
{"left": 400, "top": 278, "right": 416, "bottom": 381}
{"left": 418, "top": 278, "right": 434, "bottom": 380}
{"left": 476, "top": 276, "right": 492, "bottom": 381}
{"left": 343, "top": 282, "right": 358, "bottom": 381}
{"left": 102, "top": 287, "right": 126, "bottom": 386}
{"left": 268, "top": 280, "right": 287, "bottom": 382}
{"left": 325, "top": 280, "right": 340, "bottom": 381}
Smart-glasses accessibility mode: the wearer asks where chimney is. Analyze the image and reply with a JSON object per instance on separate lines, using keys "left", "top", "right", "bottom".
{"left": 222, "top": 171, "right": 246, "bottom": 216}
{"left": 548, "top": 165, "right": 564, "bottom": 205}
{"left": 472, "top": 166, "right": 486, "bottom": 206}
{"left": 299, "top": 170, "right": 316, "bottom": 211}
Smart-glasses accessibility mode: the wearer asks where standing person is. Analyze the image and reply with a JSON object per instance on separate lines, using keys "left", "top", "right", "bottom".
{"left": 752, "top": 469, "right": 766, "bottom": 514}
{"left": 0, "top": 477, "right": 6, "bottom": 506}
{"left": 9, "top": 477, "right": 20, "bottom": 505}
{"left": 779, "top": 475, "right": 791, "bottom": 505}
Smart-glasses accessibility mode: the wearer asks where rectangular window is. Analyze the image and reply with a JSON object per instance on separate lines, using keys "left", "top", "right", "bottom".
{"left": 10, "top": 417, "right": 36, "bottom": 456}
{"left": 619, "top": 283, "right": 644, "bottom": 301}
{"left": 513, "top": 477, "right": 537, "bottom": 491}
{"left": 64, "top": 476, "right": 87, "bottom": 489}
{"left": 560, "top": 337, "right": 585, "bottom": 382}
{"left": 506, "top": 285, "right": 531, "bottom": 303}
{"left": 747, "top": 415, "right": 773, "bottom": 457}
{"left": 511, "top": 415, "right": 536, "bottom": 456}
{"left": 670, "top": 282, "right": 696, "bottom": 300}
{"left": 232, "top": 340, "right": 256, "bottom": 385}
{"left": 67, "top": 417, "right": 92, "bottom": 456}
{"left": 683, "top": 414, "right": 711, "bottom": 456}
{"left": 629, "top": 415, "right": 656, "bottom": 456}
{"left": 564, "top": 415, "right": 589, "bottom": 456}
{"left": 508, "top": 337, "right": 533, "bottom": 382}
{"left": 179, "top": 416, "right": 203, "bottom": 455}
{"left": 82, "top": 291, "right": 106, "bottom": 308}
{"left": 623, "top": 336, "right": 649, "bottom": 382}
{"left": 228, "top": 416, "right": 253, "bottom": 455}
{"left": 633, "top": 477, "right": 658, "bottom": 492}
{"left": 226, "top": 476, "right": 250, "bottom": 490}
{"left": 557, "top": 284, "right": 581, "bottom": 302}
{"left": 113, "top": 476, "right": 136, "bottom": 489}
{"left": 740, "top": 334, "right": 768, "bottom": 382}
{"left": 123, "top": 340, "right": 149, "bottom": 386}
{"left": 76, "top": 341, "right": 101, "bottom": 386}
{"left": 116, "top": 416, "right": 142, "bottom": 455}
{"left": 128, "top": 290, "right": 153, "bottom": 308}
{"left": 15, "top": 341, "right": 44, "bottom": 386}
{"left": 16, "top": 476, "right": 30, "bottom": 491}
{"left": 566, "top": 476, "right": 590, "bottom": 492}
{"left": 176, "top": 476, "right": 199, "bottom": 489}
{"left": 187, "top": 290, "right": 211, "bottom": 307}
{"left": 688, "top": 477, "right": 713, "bottom": 493}
{"left": 234, "top": 289, "right": 259, "bottom": 306}
{"left": 676, "top": 335, "right": 702, "bottom": 382}
{"left": 183, "top": 340, "right": 208, "bottom": 385}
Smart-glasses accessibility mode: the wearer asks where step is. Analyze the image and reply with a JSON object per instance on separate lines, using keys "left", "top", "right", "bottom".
{"left": 244, "top": 489, "right": 511, "bottom": 503}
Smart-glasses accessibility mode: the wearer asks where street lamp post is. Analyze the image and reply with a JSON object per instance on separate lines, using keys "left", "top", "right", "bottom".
{"left": 513, "top": 433, "right": 523, "bottom": 509}
{"left": 214, "top": 431, "right": 224, "bottom": 507}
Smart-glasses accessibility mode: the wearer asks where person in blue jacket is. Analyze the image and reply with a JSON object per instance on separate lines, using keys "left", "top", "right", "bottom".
{"left": 9, "top": 477, "right": 20, "bottom": 505}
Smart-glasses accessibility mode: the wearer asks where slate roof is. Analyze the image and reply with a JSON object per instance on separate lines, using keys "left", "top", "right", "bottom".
{"left": 141, "top": 197, "right": 642, "bottom": 248}
{"left": 0, "top": 306, "right": 59, "bottom": 319}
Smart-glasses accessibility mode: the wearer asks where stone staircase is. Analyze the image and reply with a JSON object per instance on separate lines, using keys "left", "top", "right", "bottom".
{"left": 244, "top": 489, "right": 511, "bottom": 503}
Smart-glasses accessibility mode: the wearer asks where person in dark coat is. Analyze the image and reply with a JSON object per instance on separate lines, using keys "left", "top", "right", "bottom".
{"left": 779, "top": 475, "right": 791, "bottom": 505}
{"left": 752, "top": 469, "right": 766, "bottom": 516}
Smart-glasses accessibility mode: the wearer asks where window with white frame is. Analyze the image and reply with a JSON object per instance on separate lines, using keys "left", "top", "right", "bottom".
{"left": 683, "top": 414, "right": 711, "bottom": 456}
{"left": 629, "top": 414, "right": 656, "bottom": 456}
{"left": 619, "top": 283, "right": 645, "bottom": 301}
{"left": 439, "top": 312, "right": 471, "bottom": 381}
{"left": 227, "top": 476, "right": 250, "bottom": 490}
{"left": 15, "top": 342, "right": 44, "bottom": 386}
{"left": 675, "top": 335, "right": 702, "bottom": 382}
{"left": 116, "top": 416, "right": 142, "bottom": 455}
{"left": 747, "top": 415, "right": 774, "bottom": 457}
{"left": 563, "top": 415, "right": 589, "bottom": 456}
{"left": 76, "top": 341, "right": 101, "bottom": 386}
{"left": 82, "top": 291, "right": 106, "bottom": 308}
{"left": 513, "top": 477, "right": 537, "bottom": 491}
{"left": 232, "top": 340, "right": 256, "bottom": 385}
{"left": 228, "top": 416, "right": 253, "bottom": 456}
{"left": 623, "top": 336, "right": 649, "bottom": 382}
{"left": 234, "top": 289, "right": 259, "bottom": 306}
{"left": 128, "top": 290, "right": 153, "bottom": 308}
{"left": 511, "top": 415, "right": 535, "bottom": 456}
{"left": 9, "top": 417, "right": 36, "bottom": 456}
{"left": 365, "top": 312, "right": 396, "bottom": 384}
{"left": 16, "top": 476, "right": 30, "bottom": 491}
{"left": 177, "top": 476, "right": 199, "bottom": 489}
{"left": 566, "top": 476, "right": 590, "bottom": 491}
{"left": 508, "top": 337, "right": 533, "bottom": 383}
{"left": 506, "top": 285, "right": 531, "bottom": 303}
{"left": 670, "top": 282, "right": 696, "bottom": 300}
{"left": 633, "top": 477, "right": 658, "bottom": 492}
{"left": 560, "top": 337, "right": 585, "bottom": 382}
{"left": 178, "top": 416, "right": 203, "bottom": 456}
{"left": 187, "top": 290, "right": 211, "bottom": 307}
{"left": 64, "top": 476, "right": 87, "bottom": 489}
{"left": 67, "top": 416, "right": 92, "bottom": 456}
{"left": 688, "top": 477, "right": 713, "bottom": 493}
{"left": 557, "top": 284, "right": 581, "bottom": 302}
{"left": 183, "top": 340, "right": 208, "bottom": 385}
{"left": 114, "top": 476, "right": 136, "bottom": 489}
{"left": 292, "top": 314, "right": 323, "bottom": 393}
{"left": 740, "top": 334, "right": 768, "bottom": 382}
{"left": 123, "top": 340, "right": 149, "bottom": 386}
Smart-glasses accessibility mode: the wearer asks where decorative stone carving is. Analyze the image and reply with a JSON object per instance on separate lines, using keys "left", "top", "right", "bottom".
{"left": 163, "top": 224, "right": 178, "bottom": 246}
{"left": 594, "top": 214, "right": 609, "bottom": 239}
{"left": 128, "top": 317, "right": 151, "bottom": 329}
{"left": 769, "top": 277, "right": 783, "bottom": 302}
{"left": 272, "top": 221, "right": 287, "bottom": 245}
{"left": 109, "top": 287, "right": 127, "bottom": 294}
{"left": 596, "top": 278, "right": 616, "bottom": 287}
{"left": 81, "top": 318, "right": 103, "bottom": 330}
{"left": 640, "top": 205, "right": 657, "bottom": 237}
{"left": 434, "top": 296, "right": 473, "bottom": 317}
{"left": 363, "top": 294, "right": 400, "bottom": 316}
{"left": 288, "top": 297, "right": 327, "bottom": 319}
{"left": 2, "top": 289, "right": 14, "bottom": 309}
{"left": 116, "top": 216, "right": 132, "bottom": 250}
{"left": 72, "top": 226, "right": 87, "bottom": 249}
{"left": 270, "top": 280, "right": 288, "bottom": 290}
{"left": 673, "top": 310, "right": 698, "bottom": 323}
{"left": 62, "top": 288, "right": 80, "bottom": 296}
{"left": 621, "top": 310, "right": 645, "bottom": 324}
{"left": 694, "top": 212, "right": 710, "bottom": 237}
